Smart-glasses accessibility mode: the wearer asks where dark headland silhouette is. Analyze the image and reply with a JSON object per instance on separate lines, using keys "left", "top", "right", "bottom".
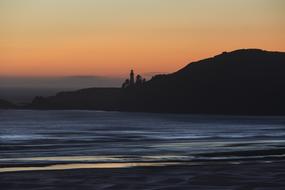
{"left": 8, "top": 49, "right": 285, "bottom": 115}
{"left": 0, "top": 99, "right": 15, "bottom": 109}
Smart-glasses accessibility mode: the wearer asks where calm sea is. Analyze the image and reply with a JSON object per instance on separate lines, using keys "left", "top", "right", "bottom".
{"left": 0, "top": 110, "right": 285, "bottom": 169}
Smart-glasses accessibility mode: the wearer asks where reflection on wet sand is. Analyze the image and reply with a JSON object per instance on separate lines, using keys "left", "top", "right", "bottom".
{"left": 0, "top": 162, "right": 181, "bottom": 173}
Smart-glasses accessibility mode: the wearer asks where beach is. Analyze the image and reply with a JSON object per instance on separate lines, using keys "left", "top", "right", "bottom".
{"left": 1, "top": 161, "right": 285, "bottom": 190}
{"left": 1, "top": 110, "right": 285, "bottom": 189}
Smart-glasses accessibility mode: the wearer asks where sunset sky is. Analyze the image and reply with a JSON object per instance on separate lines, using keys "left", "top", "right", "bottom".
{"left": 1, "top": 0, "right": 285, "bottom": 77}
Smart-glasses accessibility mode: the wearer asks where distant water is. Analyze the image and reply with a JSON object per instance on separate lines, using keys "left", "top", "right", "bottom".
{"left": 0, "top": 110, "right": 285, "bottom": 169}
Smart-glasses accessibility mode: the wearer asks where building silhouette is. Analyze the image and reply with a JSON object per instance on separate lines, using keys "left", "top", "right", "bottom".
{"left": 122, "top": 70, "right": 146, "bottom": 88}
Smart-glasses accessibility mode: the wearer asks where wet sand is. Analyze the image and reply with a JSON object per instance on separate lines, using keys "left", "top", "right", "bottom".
{"left": 1, "top": 161, "right": 285, "bottom": 190}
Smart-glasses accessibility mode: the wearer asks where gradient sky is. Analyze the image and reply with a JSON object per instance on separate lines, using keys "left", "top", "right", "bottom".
{"left": 1, "top": 0, "right": 285, "bottom": 77}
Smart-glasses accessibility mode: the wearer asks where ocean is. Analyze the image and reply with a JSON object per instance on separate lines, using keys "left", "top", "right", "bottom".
{"left": 0, "top": 110, "right": 285, "bottom": 171}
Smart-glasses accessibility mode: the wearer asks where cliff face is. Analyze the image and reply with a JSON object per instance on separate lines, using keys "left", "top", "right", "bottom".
{"left": 30, "top": 49, "right": 285, "bottom": 115}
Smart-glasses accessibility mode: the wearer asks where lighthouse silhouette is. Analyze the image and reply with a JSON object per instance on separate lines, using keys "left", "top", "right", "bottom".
{"left": 130, "top": 69, "right": 135, "bottom": 86}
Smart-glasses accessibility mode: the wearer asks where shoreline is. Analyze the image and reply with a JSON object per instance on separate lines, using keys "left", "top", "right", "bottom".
{"left": 2, "top": 108, "right": 285, "bottom": 117}
{"left": 1, "top": 156, "right": 285, "bottom": 173}
{"left": 1, "top": 160, "right": 285, "bottom": 190}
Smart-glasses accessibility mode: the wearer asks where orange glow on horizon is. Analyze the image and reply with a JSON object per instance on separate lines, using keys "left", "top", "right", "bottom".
{"left": 1, "top": 0, "right": 285, "bottom": 77}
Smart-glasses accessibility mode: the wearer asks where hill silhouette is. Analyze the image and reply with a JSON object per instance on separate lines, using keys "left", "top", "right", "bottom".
{"left": 30, "top": 49, "right": 285, "bottom": 115}
{"left": 0, "top": 99, "right": 15, "bottom": 109}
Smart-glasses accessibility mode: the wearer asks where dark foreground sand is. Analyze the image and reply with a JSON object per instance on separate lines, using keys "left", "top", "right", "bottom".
{"left": 1, "top": 161, "right": 285, "bottom": 190}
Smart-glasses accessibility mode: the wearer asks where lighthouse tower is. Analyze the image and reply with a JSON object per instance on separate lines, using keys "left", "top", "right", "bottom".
{"left": 130, "top": 69, "right": 135, "bottom": 86}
